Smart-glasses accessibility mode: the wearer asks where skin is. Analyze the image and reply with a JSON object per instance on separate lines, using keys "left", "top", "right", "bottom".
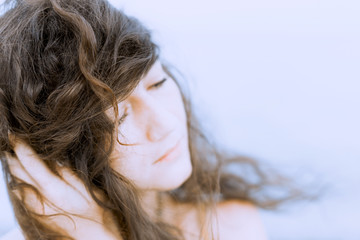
{"left": 2, "top": 61, "right": 268, "bottom": 239}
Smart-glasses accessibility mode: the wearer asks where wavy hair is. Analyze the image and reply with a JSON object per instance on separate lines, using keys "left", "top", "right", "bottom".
{"left": 0, "top": 0, "right": 308, "bottom": 239}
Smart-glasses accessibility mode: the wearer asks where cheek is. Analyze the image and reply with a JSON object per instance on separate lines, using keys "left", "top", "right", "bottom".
{"left": 163, "top": 81, "right": 187, "bottom": 122}
{"left": 109, "top": 148, "right": 153, "bottom": 186}
{"left": 116, "top": 123, "right": 142, "bottom": 145}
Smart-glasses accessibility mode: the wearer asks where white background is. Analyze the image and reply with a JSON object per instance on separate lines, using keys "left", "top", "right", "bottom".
{"left": 1, "top": 0, "right": 360, "bottom": 239}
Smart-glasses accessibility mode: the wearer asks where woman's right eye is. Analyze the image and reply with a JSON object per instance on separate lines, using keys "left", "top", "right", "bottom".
{"left": 118, "top": 112, "right": 128, "bottom": 125}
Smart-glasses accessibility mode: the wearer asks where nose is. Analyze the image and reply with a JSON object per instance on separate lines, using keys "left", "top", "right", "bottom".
{"left": 137, "top": 95, "right": 177, "bottom": 143}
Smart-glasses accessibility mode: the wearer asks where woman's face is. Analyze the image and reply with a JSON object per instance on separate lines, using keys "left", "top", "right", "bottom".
{"left": 108, "top": 61, "right": 192, "bottom": 191}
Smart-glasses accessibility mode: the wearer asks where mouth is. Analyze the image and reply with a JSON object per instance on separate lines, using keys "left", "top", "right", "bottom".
{"left": 153, "top": 136, "right": 183, "bottom": 164}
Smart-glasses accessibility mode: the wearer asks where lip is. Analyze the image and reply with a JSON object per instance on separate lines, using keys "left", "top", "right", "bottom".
{"left": 153, "top": 136, "right": 183, "bottom": 164}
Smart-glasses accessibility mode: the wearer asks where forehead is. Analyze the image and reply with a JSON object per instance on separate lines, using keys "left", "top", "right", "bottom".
{"left": 140, "top": 60, "right": 164, "bottom": 82}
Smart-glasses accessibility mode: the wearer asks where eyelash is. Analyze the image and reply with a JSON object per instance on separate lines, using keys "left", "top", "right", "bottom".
{"left": 118, "top": 112, "right": 128, "bottom": 125}
{"left": 152, "top": 78, "right": 167, "bottom": 88}
{"left": 118, "top": 78, "right": 167, "bottom": 125}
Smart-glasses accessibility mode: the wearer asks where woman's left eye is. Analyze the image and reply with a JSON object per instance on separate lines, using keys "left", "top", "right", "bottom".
{"left": 151, "top": 78, "right": 167, "bottom": 89}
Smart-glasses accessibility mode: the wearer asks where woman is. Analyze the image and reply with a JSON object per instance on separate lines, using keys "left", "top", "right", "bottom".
{"left": 0, "top": 0, "right": 304, "bottom": 239}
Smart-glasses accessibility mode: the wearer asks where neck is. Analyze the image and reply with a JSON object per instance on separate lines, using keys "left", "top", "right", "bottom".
{"left": 139, "top": 190, "right": 163, "bottom": 221}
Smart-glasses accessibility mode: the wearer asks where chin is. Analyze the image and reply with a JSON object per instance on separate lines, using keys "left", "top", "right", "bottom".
{"left": 163, "top": 166, "right": 192, "bottom": 191}
{"left": 151, "top": 155, "right": 193, "bottom": 191}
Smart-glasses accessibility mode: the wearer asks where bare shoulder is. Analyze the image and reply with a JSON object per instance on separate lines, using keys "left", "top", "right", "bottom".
{"left": 0, "top": 227, "right": 25, "bottom": 240}
{"left": 213, "top": 200, "right": 268, "bottom": 240}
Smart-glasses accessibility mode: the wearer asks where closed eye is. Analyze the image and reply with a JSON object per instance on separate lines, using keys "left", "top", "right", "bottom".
{"left": 118, "top": 112, "right": 128, "bottom": 125}
{"left": 151, "top": 78, "right": 167, "bottom": 89}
